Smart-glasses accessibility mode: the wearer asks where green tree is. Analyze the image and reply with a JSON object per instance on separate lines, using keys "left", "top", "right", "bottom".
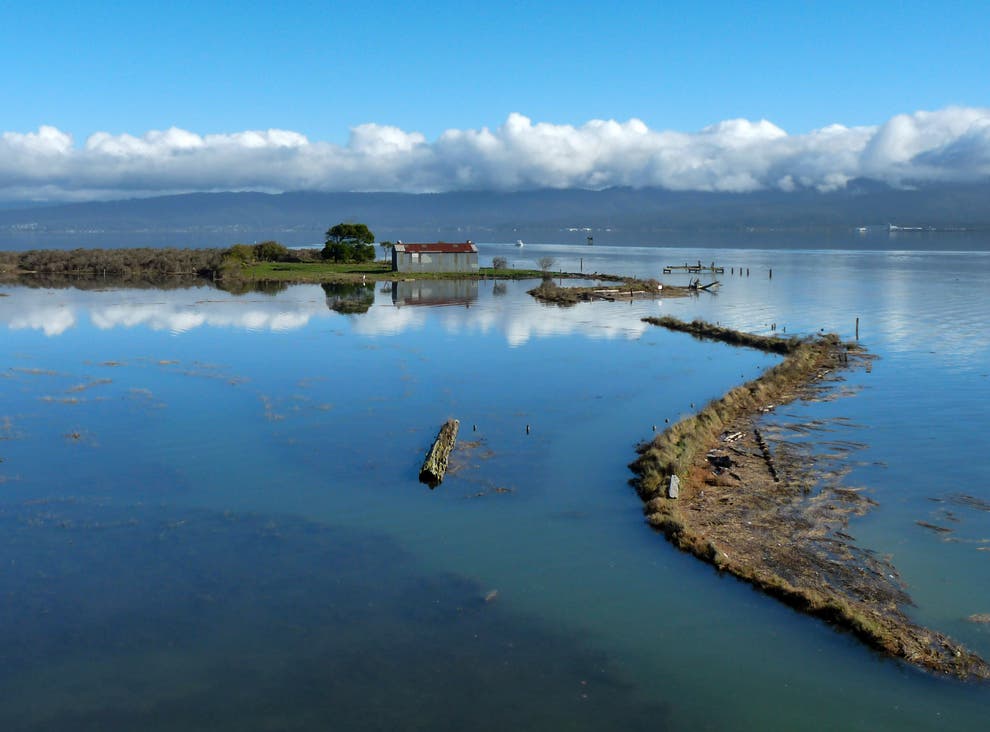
{"left": 355, "top": 243, "right": 376, "bottom": 262}
{"left": 322, "top": 222, "right": 375, "bottom": 262}
{"left": 379, "top": 240, "right": 394, "bottom": 262}
{"left": 326, "top": 222, "right": 374, "bottom": 246}
{"left": 321, "top": 241, "right": 346, "bottom": 263}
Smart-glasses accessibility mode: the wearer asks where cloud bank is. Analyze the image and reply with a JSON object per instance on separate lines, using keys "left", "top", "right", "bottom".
{"left": 2, "top": 107, "right": 989, "bottom": 201}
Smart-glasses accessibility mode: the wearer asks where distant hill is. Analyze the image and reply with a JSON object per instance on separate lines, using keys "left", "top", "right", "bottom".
{"left": 1, "top": 181, "right": 989, "bottom": 249}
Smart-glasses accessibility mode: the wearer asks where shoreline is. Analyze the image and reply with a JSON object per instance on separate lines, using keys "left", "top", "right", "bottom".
{"left": 631, "top": 316, "right": 990, "bottom": 680}
{"left": 1, "top": 256, "right": 690, "bottom": 303}
{"left": 0, "top": 247, "right": 564, "bottom": 287}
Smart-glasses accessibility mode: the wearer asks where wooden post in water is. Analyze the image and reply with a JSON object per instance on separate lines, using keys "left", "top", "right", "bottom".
{"left": 769, "top": 269, "right": 773, "bottom": 279}
{"left": 419, "top": 419, "right": 459, "bottom": 488}
{"left": 856, "top": 317, "right": 859, "bottom": 340}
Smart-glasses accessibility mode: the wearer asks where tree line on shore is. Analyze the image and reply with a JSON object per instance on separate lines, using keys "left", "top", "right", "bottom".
{"left": 0, "top": 223, "right": 388, "bottom": 281}
{"left": 0, "top": 246, "right": 228, "bottom": 278}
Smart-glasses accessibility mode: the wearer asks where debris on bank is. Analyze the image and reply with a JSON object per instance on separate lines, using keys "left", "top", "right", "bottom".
{"left": 529, "top": 277, "right": 691, "bottom": 305}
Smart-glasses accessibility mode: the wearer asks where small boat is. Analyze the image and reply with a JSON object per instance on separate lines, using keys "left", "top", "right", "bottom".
{"left": 515, "top": 239, "right": 524, "bottom": 247}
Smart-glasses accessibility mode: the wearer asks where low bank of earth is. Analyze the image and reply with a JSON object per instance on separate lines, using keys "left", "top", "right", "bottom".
{"left": 631, "top": 316, "right": 990, "bottom": 681}
{"left": 528, "top": 277, "right": 694, "bottom": 305}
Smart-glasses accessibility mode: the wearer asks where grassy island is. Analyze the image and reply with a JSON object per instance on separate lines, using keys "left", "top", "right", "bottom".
{"left": 632, "top": 316, "right": 990, "bottom": 680}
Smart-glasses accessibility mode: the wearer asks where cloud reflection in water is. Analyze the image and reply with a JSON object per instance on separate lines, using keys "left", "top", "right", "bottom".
{"left": 0, "top": 282, "right": 652, "bottom": 345}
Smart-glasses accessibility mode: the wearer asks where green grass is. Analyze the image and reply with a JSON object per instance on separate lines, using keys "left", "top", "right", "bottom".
{"left": 229, "top": 261, "right": 548, "bottom": 283}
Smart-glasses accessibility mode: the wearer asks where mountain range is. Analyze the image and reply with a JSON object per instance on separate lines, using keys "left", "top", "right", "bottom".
{"left": 1, "top": 180, "right": 988, "bottom": 249}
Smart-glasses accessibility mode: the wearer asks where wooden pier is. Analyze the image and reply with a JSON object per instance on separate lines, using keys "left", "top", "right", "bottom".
{"left": 663, "top": 261, "right": 725, "bottom": 275}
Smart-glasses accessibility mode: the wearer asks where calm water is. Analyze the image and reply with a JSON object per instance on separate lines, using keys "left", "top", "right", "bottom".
{"left": 1, "top": 240, "right": 989, "bottom": 730}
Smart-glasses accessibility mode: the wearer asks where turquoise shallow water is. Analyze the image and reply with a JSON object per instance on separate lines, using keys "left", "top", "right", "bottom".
{"left": 1, "top": 240, "right": 989, "bottom": 730}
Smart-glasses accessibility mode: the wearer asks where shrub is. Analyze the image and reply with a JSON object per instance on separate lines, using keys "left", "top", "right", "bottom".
{"left": 253, "top": 241, "right": 289, "bottom": 262}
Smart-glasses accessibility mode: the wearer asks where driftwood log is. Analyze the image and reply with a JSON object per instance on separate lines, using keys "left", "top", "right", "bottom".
{"left": 420, "top": 419, "right": 459, "bottom": 487}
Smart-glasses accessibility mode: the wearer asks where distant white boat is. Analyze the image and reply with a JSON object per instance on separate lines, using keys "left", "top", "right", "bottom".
{"left": 516, "top": 239, "right": 524, "bottom": 247}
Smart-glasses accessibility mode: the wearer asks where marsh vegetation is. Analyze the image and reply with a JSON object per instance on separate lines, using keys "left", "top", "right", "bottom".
{"left": 0, "top": 244, "right": 553, "bottom": 288}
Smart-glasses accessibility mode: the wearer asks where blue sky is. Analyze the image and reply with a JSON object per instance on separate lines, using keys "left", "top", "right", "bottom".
{"left": 4, "top": 0, "right": 988, "bottom": 139}
{"left": 1, "top": 1, "right": 989, "bottom": 200}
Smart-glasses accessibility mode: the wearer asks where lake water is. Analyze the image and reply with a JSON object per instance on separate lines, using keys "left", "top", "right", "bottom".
{"left": 1, "top": 239, "right": 989, "bottom": 730}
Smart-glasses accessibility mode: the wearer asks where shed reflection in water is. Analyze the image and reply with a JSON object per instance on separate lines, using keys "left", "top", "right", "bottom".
{"left": 392, "top": 279, "right": 479, "bottom": 308}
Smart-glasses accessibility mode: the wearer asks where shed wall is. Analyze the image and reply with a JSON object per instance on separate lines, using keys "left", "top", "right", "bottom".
{"left": 393, "top": 251, "right": 479, "bottom": 273}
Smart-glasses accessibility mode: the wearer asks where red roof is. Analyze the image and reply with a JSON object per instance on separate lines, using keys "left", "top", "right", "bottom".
{"left": 395, "top": 242, "right": 477, "bottom": 253}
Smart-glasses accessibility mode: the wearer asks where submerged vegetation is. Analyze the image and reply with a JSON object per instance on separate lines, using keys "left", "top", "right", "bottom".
{"left": 632, "top": 316, "right": 990, "bottom": 680}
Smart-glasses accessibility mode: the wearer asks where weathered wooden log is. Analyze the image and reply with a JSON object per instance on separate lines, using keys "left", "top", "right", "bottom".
{"left": 419, "top": 419, "right": 459, "bottom": 488}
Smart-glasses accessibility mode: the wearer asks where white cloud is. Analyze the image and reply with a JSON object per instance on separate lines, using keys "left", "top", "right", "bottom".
{"left": 88, "top": 301, "right": 320, "bottom": 334}
{"left": 1, "top": 107, "right": 989, "bottom": 201}
{"left": 8, "top": 304, "right": 77, "bottom": 336}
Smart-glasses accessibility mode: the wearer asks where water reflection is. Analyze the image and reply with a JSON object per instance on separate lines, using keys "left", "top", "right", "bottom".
{"left": 218, "top": 279, "right": 289, "bottom": 296}
{"left": 392, "top": 279, "right": 478, "bottom": 308}
{"left": 322, "top": 282, "right": 375, "bottom": 314}
{"left": 3, "top": 243, "right": 990, "bottom": 731}
{"left": 4, "top": 245, "right": 989, "bottom": 358}
{"left": 8, "top": 303, "right": 76, "bottom": 336}
{"left": 0, "top": 279, "right": 653, "bottom": 344}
